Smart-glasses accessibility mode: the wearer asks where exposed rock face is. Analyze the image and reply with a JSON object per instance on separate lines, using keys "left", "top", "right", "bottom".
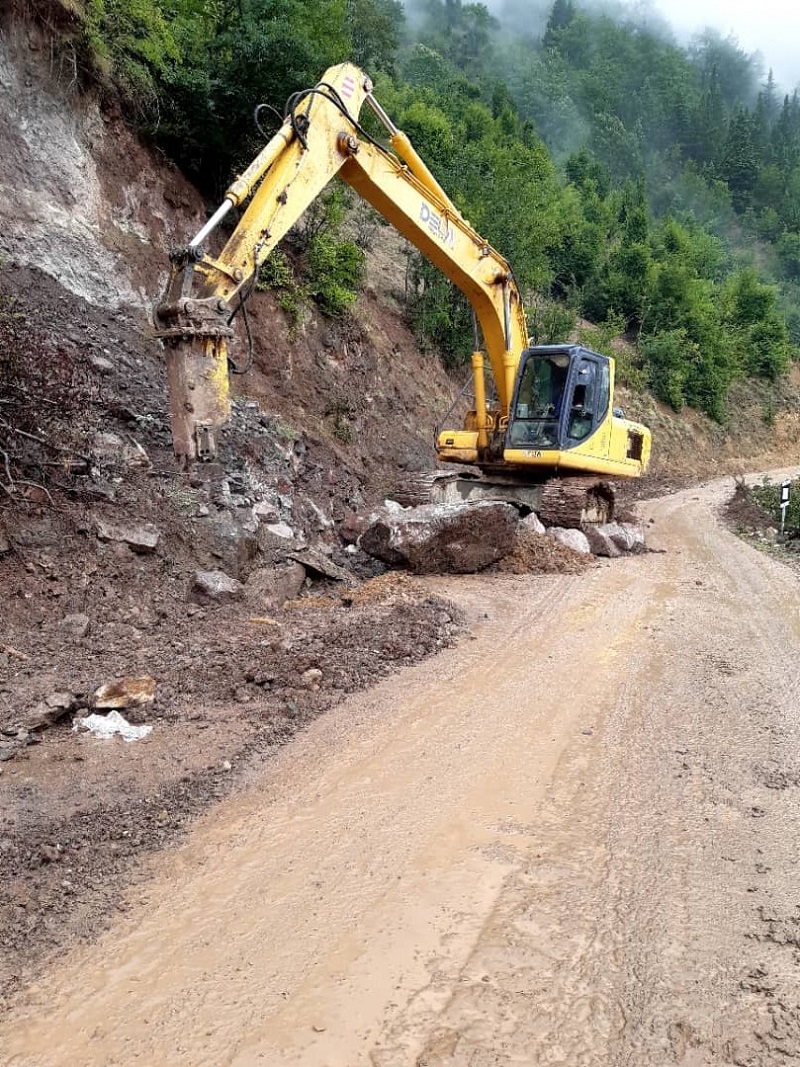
{"left": 359, "top": 501, "right": 519, "bottom": 574}
{"left": 0, "top": 27, "right": 204, "bottom": 308}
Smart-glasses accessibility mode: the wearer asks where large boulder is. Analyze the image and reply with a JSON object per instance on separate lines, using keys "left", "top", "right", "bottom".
{"left": 359, "top": 500, "right": 518, "bottom": 574}
{"left": 201, "top": 515, "right": 259, "bottom": 576}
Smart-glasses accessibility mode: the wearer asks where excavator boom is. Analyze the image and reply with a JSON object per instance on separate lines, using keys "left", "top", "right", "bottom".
{"left": 156, "top": 62, "right": 650, "bottom": 519}
{"left": 156, "top": 63, "right": 527, "bottom": 467}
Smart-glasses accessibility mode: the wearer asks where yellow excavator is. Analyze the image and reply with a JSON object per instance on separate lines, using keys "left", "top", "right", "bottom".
{"left": 155, "top": 62, "right": 650, "bottom": 526}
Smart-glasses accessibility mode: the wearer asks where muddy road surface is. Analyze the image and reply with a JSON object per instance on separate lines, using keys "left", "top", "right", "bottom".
{"left": 4, "top": 473, "right": 800, "bottom": 1066}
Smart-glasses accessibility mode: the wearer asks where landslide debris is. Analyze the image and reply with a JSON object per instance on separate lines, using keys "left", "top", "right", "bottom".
{"left": 359, "top": 500, "right": 520, "bottom": 573}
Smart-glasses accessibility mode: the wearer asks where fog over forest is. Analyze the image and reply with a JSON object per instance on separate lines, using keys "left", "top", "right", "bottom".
{"left": 430, "top": 0, "right": 799, "bottom": 93}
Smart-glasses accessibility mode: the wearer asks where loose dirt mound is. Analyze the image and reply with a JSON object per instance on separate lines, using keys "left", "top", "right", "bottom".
{"left": 490, "top": 528, "right": 594, "bottom": 575}
{"left": 723, "top": 479, "right": 776, "bottom": 534}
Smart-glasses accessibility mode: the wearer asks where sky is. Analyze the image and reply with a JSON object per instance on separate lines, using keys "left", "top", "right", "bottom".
{"left": 645, "top": 0, "right": 800, "bottom": 91}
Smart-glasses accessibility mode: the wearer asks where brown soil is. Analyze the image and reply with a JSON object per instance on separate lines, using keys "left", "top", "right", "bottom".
{"left": 5, "top": 475, "right": 800, "bottom": 1065}
{"left": 490, "top": 527, "right": 593, "bottom": 574}
{"left": 723, "top": 478, "right": 777, "bottom": 534}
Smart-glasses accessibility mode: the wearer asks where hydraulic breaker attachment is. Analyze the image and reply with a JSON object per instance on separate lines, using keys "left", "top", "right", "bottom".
{"left": 154, "top": 297, "right": 233, "bottom": 467}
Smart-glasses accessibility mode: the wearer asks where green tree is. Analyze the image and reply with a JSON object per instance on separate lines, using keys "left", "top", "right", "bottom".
{"left": 345, "top": 0, "right": 403, "bottom": 73}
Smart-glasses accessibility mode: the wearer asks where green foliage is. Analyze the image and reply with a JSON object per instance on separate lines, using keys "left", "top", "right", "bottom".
{"left": 256, "top": 230, "right": 364, "bottom": 321}
{"left": 527, "top": 299, "right": 576, "bottom": 345}
{"left": 256, "top": 250, "right": 310, "bottom": 330}
{"left": 80, "top": 0, "right": 180, "bottom": 109}
{"left": 641, "top": 329, "right": 693, "bottom": 410}
{"left": 345, "top": 0, "right": 403, "bottom": 73}
{"left": 67, "top": 0, "right": 800, "bottom": 418}
{"left": 257, "top": 249, "right": 295, "bottom": 291}
{"left": 751, "top": 478, "right": 800, "bottom": 531}
{"left": 578, "top": 314, "right": 646, "bottom": 391}
{"left": 723, "top": 270, "right": 791, "bottom": 380}
{"left": 407, "top": 255, "right": 475, "bottom": 368}
{"left": 307, "top": 233, "right": 366, "bottom": 317}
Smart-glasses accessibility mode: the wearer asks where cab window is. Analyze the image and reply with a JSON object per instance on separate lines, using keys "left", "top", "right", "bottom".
{"left": 508, "top": 353, "right": 570, "bottom": 448}
{"left": 567, "top": 360, "right": 597, "bottom": 441}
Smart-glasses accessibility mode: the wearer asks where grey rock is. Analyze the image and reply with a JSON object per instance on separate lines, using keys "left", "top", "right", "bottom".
{"left": 192, "top": 569, "right": 244, "bottom": 603}
{"left": 252, "top": 500, "right": 281, "bottom": 525}
{"left": 89, "top": 355, "right": 114, "bottom": 375}
{"left": 289, "top": 546, "right": 353, "bottom": 583}
{"left": 232, "top": 507, "right": 259, "bottom": 535}
{"left": 302, "top": 668, "right": 323, "bottom": 689}
{"left": 201, "top": 516, "right": 258, "bottom": 577}
{"left": 598, "top": 522, "right": 647, "bottom": 554}
{"left": 91, "top": 432, "right": 149, "bottom": 469}
{"left": 521, "top": 512, "right": 546, "bottom": 535}
{"left": 298, "top": 497, "right": 334, "bottom": 532}
{"left": 59, "top": 613, "right": 91, "bottom": 640}
{"left": 547, "top": 527, "right": 592, "bottom": 555}
{"left": 45, "top": 691, "right": 76, "bottom": 710}
{"left": 264, "top": 522, "right": 294, "bottom": 540}
{"left": 245, "top": 562, "right": 306, "bottom": 611}
{"left": 15, "top": 701, "right": 70, "bottom": 733}
{"left": 95, "top": 518, "right": 160, "bottom": 554}
{"left": 360, "top": 500, "right": 518, "bottom": 574}
{"left": 583, "top": 525, "right": 622, "bottom": 558}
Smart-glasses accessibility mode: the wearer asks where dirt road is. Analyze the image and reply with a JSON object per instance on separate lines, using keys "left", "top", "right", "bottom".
{"left": 4, "top": 474, "right": 800, "bottom": 1066}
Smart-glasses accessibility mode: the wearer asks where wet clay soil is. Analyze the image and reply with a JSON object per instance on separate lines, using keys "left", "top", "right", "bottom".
{"left": 3, "top": 473, "right": 800, "bottom": 1065}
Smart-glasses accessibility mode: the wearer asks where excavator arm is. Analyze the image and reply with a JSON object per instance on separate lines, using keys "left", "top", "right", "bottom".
{"left": 155, "top": 63, "right": 527, "bottom": 467}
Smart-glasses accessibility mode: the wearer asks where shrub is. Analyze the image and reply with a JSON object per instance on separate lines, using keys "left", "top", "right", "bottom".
{"left": 307, "top": 234, "right": 366, "bottom": 317}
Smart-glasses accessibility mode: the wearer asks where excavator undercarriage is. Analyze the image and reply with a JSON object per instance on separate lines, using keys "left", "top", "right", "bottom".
{"left": 389, "top": 471, "right": 616, "bottom": 528}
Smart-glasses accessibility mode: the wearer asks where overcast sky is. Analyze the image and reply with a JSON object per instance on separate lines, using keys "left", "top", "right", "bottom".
{"left": 646, "top": 0, "right": 800, "bottom": 92}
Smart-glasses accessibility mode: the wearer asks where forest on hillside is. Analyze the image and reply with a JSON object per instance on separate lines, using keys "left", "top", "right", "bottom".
{"left": 47, "top": 0, "right": 800, "bottom": 421}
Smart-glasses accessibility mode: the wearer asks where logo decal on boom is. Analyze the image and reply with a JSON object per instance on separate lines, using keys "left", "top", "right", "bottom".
{"left": 420, "top": 202, "right": 455, "bottom": 249}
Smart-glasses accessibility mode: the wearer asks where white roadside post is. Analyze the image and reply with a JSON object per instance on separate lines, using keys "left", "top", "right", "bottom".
{"left": 780, "top": 480, "right": 791, "bottom": 534}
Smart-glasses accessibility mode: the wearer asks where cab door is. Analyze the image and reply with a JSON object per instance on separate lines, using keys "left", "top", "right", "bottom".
{"left": 563, "top": 354, "right": 610, "bottom": 451}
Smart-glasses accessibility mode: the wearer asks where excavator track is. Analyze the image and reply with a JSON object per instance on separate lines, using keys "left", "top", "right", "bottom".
{"left": 539, "top": 478, "right": 615, "bottom": 528}
{"left": 389, "top": 471, "right": 460, "bottom": 507}
{"left": 390, "top": 472, "right": 616, "bottom": 530}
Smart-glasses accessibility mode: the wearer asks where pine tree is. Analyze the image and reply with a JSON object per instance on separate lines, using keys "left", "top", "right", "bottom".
{"left": 543, "top": 0, "right": 575, "bottom": 49}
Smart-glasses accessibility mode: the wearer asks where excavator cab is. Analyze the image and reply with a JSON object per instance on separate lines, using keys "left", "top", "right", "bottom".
{"left": 507, "top": 346, "right": 609, "bottom": 452}
{"left": 499, "top": 343, "right": 650, "bottom": 480}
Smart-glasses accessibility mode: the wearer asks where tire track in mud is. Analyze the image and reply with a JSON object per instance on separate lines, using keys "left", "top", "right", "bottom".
{"left": 407, "top": 484, "right": 800, "bottom": 1067}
